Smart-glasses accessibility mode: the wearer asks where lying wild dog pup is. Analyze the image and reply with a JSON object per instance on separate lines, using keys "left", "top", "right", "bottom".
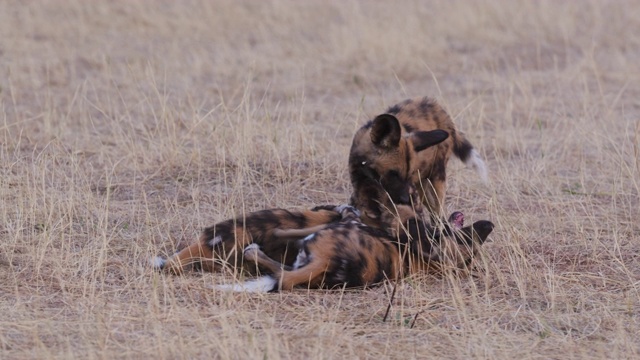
{"left": 384, "top": 208, "right": 486, "bottom": 273}
{"left": 349, "top": 97, "right": 487, "bottom": 224}
{"left": 152, "top": 205, "right": 348, "bottom": 275}
{"left": 220, "top": 206, "right": 494, "bottom": 292}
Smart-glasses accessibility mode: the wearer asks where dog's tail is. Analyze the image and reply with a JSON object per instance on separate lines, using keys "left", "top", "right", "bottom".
{"left": 218, "top": 250, "right": 330, "bottom": 292}
{"left": 216, "top": 276, "right": 278, "bottom": 293}
{"left": 150, "top": 256, "right": 167, "bottom": 270}
{"left": 452, "top": 133, "right": 488, "bottom": 183}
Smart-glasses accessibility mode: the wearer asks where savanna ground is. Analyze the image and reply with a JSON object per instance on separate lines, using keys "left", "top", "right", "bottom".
{"left": 1, "top": 1, "right": 639, "bottom": 359}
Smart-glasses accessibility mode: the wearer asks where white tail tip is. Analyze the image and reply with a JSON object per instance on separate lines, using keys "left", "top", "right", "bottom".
{"left": 216, "top": 276, "right": 277, "bottom": 293}
{"left": 467, "top": 149, "right": 488, "bottom": 183}
{"left": 150, "top": 256, "right": 166, "bottom": 270}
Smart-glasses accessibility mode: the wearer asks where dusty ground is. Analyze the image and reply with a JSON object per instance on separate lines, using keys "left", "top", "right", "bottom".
{"left": 1, "top": 1, "right": 639, "bottom": 359}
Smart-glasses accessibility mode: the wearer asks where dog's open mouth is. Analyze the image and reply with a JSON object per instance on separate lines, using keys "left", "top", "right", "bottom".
{"left": 449, "top": 211, "right": 464, "bottom": 230}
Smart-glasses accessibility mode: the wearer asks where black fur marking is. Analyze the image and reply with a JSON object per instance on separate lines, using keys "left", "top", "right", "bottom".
{"left": 412, "top": 130, "right": 449, "bottom": 152}
{"left": 429, "top": 157, "right": 447, "bottom": 182}
{"left": 349, "top": 184, "right": 383, "bottom": 220}
{"left": 310, "top": 204, "right": 338, "bottom": 212}
{"left": 387, "top": 99, "right": 412, "bottom": 114}
{"left": 386, "top": 104, "right": 402, "bottom": 114}
{"left": 287, "top": 211, "right": 308, "bottom": 228}
{"left": 463, "top": 257, "right": 474, "bottom": 268}
{"left": 453, "top": 133, "right": 473, "bottom": 162}
{"left": 402, "top": 123, "right": 415, "bottom": 133}
{"left": 358, "top": 224, "right": 392, "bottom": 239}
{"left": 358, "top": 235, "right": 372, "bottom": 251}
{"left": 380, "top": 170, "right": 410, "bottom": 204}
{"left": 406, "top": 218, "right": 427, "bottom": 242}
{"left": 370, "top": 114, "right": 401, "bottom": 148}
{"left": 327, "top": 249, "right": 368, "bottom": 288}
{"left": 418, "top": 98, "right": 436, "bottom": 114}
{"left": 373, "top": 257, "right": 390, "bottom": 283}
{"left": 455, "top": 228, "right": 475, "bottom": 246}
{"left": 202, "top": 222, "right": 234, "bottom": 250}
{"left": 349, "top": 153, "right": 380, "bottom": 183}
{"left": 405, "top": 142, "right": 412, "bottom": 177}
{"left": 253, "top": 210, "right": 280, "bottom": 227}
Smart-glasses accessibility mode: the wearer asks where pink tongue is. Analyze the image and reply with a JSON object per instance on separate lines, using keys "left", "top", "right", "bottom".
{"left": 450, "top": 211, "right": 464, "bottom": 229}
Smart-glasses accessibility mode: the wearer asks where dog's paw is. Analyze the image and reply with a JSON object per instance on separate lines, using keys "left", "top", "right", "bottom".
{"left": 243, "top": 243, "right": 259, "bottom": 253}
{"left": 243, "top": 243, "right": 260, "bottom": 261}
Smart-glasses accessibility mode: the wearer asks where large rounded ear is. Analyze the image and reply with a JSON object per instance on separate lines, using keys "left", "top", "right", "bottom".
{"left": 370, "top": 114, "right": 401, "bottom": 148}
{"left": 472, "top": 220, "right": 494, "bottom": 244}
{"left": 410, "top": 129, "right": 449, "bottom": 152}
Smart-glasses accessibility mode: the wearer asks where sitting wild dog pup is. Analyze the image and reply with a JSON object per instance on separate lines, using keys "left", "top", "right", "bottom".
{"left": 152, "top": 205, "right": 347, "bottom": 274}
{"left": 349, "top": 97, "right": 487, "bottom": 225}
{"left": 220, "top": 205, "right": 494, "bottom": 292}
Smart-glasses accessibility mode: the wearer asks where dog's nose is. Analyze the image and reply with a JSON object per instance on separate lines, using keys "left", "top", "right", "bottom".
{"left": 398, "top": 193, "right": 410, "bottom": 204}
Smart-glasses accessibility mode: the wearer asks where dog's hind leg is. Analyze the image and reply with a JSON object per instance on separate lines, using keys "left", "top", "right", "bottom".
{"left": 272, "top": 225, "right": 327, "bottom": 239}
{"left": 235, "top": 243, "right": 329, "bottom": 291}
{"left": 274, "top": 257, "right": 329, "bottom": 290}
{"left": 272, "top": 205, "right": 360, "bottom": 239}
{"left": 243, "top": 243, "right": 293, "bottom": 273}
{"left": 153, "top": 242, "right": 214, "bottom": 275}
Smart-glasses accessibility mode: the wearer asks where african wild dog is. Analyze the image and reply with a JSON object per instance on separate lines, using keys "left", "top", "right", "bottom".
{"left": 220, "top": 205, "right": 494, "bottom": 292}
{"left": 349, "top": 97, "right": 487, "bottom": 225}
{"left": 152, "top": 205, "right": 346, "bottom": 275}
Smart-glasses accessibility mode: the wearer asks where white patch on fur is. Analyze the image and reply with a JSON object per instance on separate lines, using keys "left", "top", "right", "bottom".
{"left": 292, "top": 233, "right": 315, "bottom": 269}
{"left": 244, "top": 243, "right": 259, "bottom": 252}
{"left": 209, "top": 235, "right": 222, "bottom": 247}
{"left": 293, "top": 249, "right": 308, "bottom": 270}
{"left": 216, "top": 276, "right": 277, "bottom": 293}
{"left": 150, "top": 256, "right": 166, "bottom": 269}
{"left": 465, "top": 149, "right": 488, "bottom": 183}
{"left": 335, "top": 204, "right": 361, "bottom": 219}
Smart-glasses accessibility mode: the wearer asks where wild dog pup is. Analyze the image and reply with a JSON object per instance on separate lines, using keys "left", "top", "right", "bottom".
{"left": 349, "top": 97, "right": 487, "bottom": 224}
{"left": 384, "top": 208, "right": 488, "bottom": 274}
{"left": 222, "top": 206, "right": 494, "bottom": 292}
{"left": 152, "top": 205, "right": 345, "bottom": 275}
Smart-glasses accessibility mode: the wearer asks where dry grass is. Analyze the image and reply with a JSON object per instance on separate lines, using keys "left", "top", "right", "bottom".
{"left": 1, "top": 0, "right": 639, "bottom": 358}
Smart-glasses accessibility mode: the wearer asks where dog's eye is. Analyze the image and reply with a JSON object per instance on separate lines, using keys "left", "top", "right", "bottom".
{"left": 361, "top": 161, "right": 367, "bottom": 166}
